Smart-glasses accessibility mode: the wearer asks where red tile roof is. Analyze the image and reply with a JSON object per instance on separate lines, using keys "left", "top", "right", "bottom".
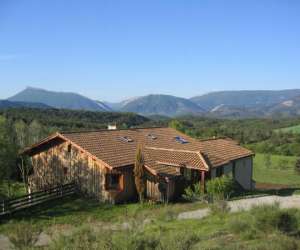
{"left": 23, "top": 127, "right": 254, "bottom": 177}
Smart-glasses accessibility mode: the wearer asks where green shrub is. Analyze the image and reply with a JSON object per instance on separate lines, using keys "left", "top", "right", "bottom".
{"left": 277, "top": 210, "right": 298, "bottom": 234}
{"left": 206, "top": 176, "right": 236, "bottom": 201}
{"left": 252, "top": 204, "right": 299, "bottom": 234}
{"left": 183, "top": 183, "right": 206, "bottom": 202}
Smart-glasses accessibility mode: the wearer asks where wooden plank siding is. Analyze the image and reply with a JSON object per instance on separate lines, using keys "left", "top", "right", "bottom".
{"left": 29, "top": 140, "right": 137, "bottom": 203}
{"left": 145, "top": 178, "right": 176, "bottom": 202}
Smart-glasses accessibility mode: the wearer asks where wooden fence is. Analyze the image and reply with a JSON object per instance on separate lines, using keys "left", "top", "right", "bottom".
{"left": 1, "top": 182, "right": 76, "bottom": 216}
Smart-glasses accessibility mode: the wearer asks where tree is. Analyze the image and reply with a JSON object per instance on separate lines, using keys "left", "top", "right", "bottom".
{"left": 134, "top": 145, "right": 145, "bottom": 203}
{"left": 295, "top": 159, "right": 300, "bottom": 175}
{"left": 28, "top": 120, "right": 44, "bottom": 145}
{"left": 0, "top": 117, "right": 18, "bottom": 197}
{"left": 14, "top": 120, "right": 33, "bottom": 193}
{"left": 14, "top": 119, "right": 28, "bottom": 148}
{"left": 169, "top": 120, "right": 185, "bottom": 132}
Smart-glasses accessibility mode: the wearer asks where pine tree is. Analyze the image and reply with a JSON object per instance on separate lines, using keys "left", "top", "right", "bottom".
{"left": 134, "top": 145, "right": 145, "bottom": 203}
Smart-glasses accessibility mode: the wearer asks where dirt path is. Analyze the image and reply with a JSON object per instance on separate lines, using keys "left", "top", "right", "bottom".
{"left": 178, "top": 195, "right": 300, "bottom": 220}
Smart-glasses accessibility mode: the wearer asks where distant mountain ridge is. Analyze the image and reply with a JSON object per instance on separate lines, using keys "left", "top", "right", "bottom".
{"left": 190, "top": 89, "right": 300, "bottom": 110}
{"left": 264, "top": 95, "right": 300, "bottom": 117}
{"left": 8, "top": 87, "right": 110, "bottom": 111}
{"left": 120, "top": 94, "right": 205, "bottom": 117}
{"left": 5, "top": 87, "right": 300, "bottom": 118}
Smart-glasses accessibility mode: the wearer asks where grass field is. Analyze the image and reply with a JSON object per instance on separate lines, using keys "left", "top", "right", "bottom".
{"left": 253, "top": 153, "right": 300, "bottom": 186}
{"left": 1, "top": 198, "right": 300, "bottom": 249}
{"left": 275, "top": 124, "right": 300, "bottom": 134}
{"left": 0, "top": 196, "right": 206, "bottom": 235}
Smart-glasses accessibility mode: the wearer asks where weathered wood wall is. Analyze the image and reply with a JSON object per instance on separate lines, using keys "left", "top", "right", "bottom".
{"left": 146, "top": 177, "right": 176, "bottom": 202}
{"left": 29, "top": 140, "right": 137, "bottom": 203}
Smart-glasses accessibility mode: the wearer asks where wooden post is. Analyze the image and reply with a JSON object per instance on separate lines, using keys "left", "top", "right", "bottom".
{"left": 200, "top": 171, "right": 205, "bottom": 192}
{"left": 2, "top": 200, "right": 5, "bottom": 215}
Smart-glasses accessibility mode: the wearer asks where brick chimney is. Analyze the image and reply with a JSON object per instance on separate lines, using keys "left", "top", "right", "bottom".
{"left": 108, "top": 124, "right": 117, "bottom": 130}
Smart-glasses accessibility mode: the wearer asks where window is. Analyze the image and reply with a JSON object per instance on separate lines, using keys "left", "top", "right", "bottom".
{"left": 175, "top": 136, "right": 188, "bottom": 144}
{"left": 67, "top": 144, "right": 72, "bottom": 153}
{"left": 232, "top": 162, "right": 236, "bottom": 178}
{"left": 105, "top": 174, "right": 123, "bottom": 190}
{"left": 216, "top": 166, "right": 224, "bottom": 177}
{"left": 184, "top": 168, "right": 192, "bottom": 181}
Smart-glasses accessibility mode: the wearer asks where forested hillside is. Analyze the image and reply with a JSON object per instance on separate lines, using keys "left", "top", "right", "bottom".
{"left": 169, "top": 116, "right": 300, "bottom": 157}
{"left": 0, "top": 108, "right": 150, "bottom": 131}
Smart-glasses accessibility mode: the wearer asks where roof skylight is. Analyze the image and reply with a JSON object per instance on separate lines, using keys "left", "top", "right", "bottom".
{"left": 147, "top": 133, "right": 157, "bottom": 140}
{"left": 175, "top": 136, "right": 188, "bottom": 144}
{"left": 120, "top": 136, "right": 134, "bottom": 142}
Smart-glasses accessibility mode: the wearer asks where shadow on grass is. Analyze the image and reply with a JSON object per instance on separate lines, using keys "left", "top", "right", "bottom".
{"left": 0, "top": 194, "right": 116, "bottom": 223}
{"left": 253, "top": 187, "right": 300, "bottom": 196}
{"left": 232, "top": 187, "right": 300, "bottom": 201}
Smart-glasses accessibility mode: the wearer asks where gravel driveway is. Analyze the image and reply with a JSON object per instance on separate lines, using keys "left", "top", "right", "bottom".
{"left": 178, "top": 195, "right": 300, "bottom": 220}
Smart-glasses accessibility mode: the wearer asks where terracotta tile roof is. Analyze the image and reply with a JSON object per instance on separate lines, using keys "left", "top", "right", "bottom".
{"left": 59, "top": 127, "right": 204, "bottom": 168}
{"left": 144, "top": 147, "right": 207, "bottom": 170}
{"left": 23, "top": 127, "right": 254, "bottom": 176}
{"left": 199, "top": 138, "right": 254, "bottom": 167}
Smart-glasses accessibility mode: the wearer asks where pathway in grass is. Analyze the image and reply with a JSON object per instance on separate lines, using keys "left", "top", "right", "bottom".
{"left": 178, "top": 195, "right": 300, "bottom": 220}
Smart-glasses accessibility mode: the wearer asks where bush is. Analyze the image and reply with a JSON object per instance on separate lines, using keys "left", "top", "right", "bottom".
{"left": 252, "top": 204, "right": 299, "bottom": 234}
{"left": 183, "top": 183, "right": 206, "bottom": 202}
{"left": 295, "top": 158, "right": 300, "bottom": 174}
{"left": 206, "top": 176, "right": 237, "bottom": 201}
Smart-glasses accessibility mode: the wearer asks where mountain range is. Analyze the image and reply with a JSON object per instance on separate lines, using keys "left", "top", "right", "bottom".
{"left": 3, "top": 87, "right": 300, "bottom": 118}
{"left": 8, "top": 87, "right": 110, "bottom": 112}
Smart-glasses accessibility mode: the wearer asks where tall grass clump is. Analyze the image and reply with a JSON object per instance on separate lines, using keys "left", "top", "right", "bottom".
{"left": 51, "top": 226, "right": 109, "bottom": 250}
{"left": 206, "top": 176, "right": 237, "bottom": 201}
{"left": 9, "top": 222, "right": 40, "bottom": 249}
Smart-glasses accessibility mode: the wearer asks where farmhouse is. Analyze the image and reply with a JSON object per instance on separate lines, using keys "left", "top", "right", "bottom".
{"left": 23, "top": 127, "right": 254, "bottom": 203}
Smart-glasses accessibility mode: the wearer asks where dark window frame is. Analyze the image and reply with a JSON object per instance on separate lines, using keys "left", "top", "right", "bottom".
{"left": 105, "top": 173, "right": 123, "bottom": 190}
{"left": 216, "top": 166, "right": 224, "bottom": 177}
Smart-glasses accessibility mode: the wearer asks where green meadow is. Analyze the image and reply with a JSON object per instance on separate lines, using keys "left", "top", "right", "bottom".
{"left": 253, "top": 153, "right": 300, "bottom": 186}
{"left": 275, "top": 124, "right": 300, "bottom": 134}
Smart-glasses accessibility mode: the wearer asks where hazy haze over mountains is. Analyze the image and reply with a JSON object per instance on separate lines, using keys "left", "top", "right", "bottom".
{"left": 3, "top": 87, "right": 300, "bottom": 118}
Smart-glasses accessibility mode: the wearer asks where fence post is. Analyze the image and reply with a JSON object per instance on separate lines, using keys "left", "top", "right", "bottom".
{"left": 2, "top": 200, "right": 5, "bottom": 215}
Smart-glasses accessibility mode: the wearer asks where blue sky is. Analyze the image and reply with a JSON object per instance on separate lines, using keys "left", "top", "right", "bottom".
{"left": 1, "top": 0, "right": 300, "bottom": 102}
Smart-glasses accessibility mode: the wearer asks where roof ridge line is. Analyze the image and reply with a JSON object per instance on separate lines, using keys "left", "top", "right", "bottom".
{"left": 60, "top": 126, "right": 169, "bottom": 134}
{"left": 199, "top": 136, "right": 229, "bottom": 142}
{"left": 145, "top": 146, "right": 199, "bottom": 154}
